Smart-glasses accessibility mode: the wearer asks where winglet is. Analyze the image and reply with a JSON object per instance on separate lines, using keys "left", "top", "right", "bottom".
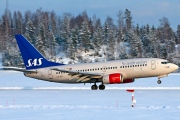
{"left": 15, "top": 34, "right": 64, "bottom": 70}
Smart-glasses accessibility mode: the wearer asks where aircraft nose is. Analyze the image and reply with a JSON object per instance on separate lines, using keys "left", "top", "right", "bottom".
{"left": 173, "top": 64, "right": 179, "bottom": 71}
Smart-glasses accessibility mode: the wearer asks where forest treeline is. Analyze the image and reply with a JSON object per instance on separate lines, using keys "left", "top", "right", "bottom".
{"left": 0, "top": 8, "right": 180, "bottom": 67}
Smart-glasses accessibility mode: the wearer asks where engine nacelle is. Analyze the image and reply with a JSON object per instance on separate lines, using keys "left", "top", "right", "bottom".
{"left": 103, "top": 73, "right": 123, "bottom": 84}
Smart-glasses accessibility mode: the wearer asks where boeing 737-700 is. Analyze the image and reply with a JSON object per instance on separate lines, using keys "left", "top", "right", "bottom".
{"left": 0, "top": 34, "right": 179, "bottom": 90}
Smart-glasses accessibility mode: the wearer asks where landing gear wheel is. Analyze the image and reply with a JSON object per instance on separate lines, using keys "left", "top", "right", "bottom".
{"left": 91, "top": 84, "right": 98, "bottom": 90}
{"left": 157, "top": 79, "right": 161, "bottom": 84}
{"left": 99, "top": 84, "right": 105, "bottom": 90}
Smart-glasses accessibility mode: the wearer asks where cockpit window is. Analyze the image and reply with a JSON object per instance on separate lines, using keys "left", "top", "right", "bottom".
{"left": 161, "top": 61, "right": 169, "bottom": 64}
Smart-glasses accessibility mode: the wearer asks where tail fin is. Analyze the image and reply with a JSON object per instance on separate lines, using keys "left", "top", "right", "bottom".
{"left": 15, "top": 34, "right": 64, "bottom": 70}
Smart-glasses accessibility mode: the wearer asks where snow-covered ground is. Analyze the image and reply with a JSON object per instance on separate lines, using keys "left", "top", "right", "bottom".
{"left": 0, "top": 72, "right": 180, "bottom": 120}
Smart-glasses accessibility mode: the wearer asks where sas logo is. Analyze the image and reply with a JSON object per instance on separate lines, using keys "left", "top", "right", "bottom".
{"left": 26, "top": 58, "right": 43, "bottom": 67}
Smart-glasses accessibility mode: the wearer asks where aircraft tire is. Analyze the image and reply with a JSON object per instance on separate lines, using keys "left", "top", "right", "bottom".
{"left": 91, "top": 85, "right": 98, "bottom": 90}
{"left": 99, "top": 84, "right": 105, "bottom": 90}
{"left": 157, "top": 80, "right": 161, "bottom": 84}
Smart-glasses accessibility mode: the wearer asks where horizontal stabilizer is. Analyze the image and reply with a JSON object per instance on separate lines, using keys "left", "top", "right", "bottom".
{"left": 0, "top": 67, "right": 37, "bottom": 73}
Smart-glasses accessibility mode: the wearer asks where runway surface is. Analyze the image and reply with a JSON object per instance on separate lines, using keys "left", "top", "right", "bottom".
{"left": 0, "top": 72, "right": 180, "bottom": 120}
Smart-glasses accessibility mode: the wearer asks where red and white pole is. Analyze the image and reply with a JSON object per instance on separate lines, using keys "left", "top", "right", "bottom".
{"left": 126, "top": 89, "right": 136, "bottom": 107}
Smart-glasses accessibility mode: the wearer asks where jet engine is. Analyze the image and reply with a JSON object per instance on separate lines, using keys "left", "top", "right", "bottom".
{"left": 103, "top": 73, "right": 135, "bottom": 84}
{"left": 103, "top": 73, "right": 123, "bottom": 84}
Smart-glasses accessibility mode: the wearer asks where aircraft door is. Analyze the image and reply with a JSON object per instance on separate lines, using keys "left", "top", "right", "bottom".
{"left": 48, "top": 70, "right": 53, "bottom": 79}
{"left": 151, "top": 60, "right": 156, "bottom": 70}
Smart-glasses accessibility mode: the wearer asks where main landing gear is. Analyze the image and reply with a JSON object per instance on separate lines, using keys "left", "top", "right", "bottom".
{"left": 91, "top": 84, "right": 98, "bottom": 90}
{"left": 91, "top": 83, "right": 105, "bottom": 90}
{"left": 99, "top": 84, "right": 105, "bottom": 90}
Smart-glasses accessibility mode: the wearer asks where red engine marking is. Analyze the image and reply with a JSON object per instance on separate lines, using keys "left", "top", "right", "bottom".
{"left": 126, "top": 89, "right": 134, "bottom": 92}
{"left": 109, "top": 73, "right": 121, "bottom": 84}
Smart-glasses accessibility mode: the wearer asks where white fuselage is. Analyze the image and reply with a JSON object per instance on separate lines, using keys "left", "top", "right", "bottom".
{"left": 24, "top": 58, "right": 178, "bottom": 84}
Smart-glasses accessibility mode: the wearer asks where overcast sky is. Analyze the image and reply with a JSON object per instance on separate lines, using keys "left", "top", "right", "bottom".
{"left": 0, "top": 0, "right": 180, "bottom": 29}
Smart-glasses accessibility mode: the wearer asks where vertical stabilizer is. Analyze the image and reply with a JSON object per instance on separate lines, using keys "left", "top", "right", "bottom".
{"left": 15, "top": 34, "right": 64, "bottom": 70}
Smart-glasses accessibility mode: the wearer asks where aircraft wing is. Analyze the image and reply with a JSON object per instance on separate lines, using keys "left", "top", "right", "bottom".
{"left": 51, "top": 68, "right": 103, "bottom": 82}
{"left": 0, "top": 67, "right": 37, "bottom": 73}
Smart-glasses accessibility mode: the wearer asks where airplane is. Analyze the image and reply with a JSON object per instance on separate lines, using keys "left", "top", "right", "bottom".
{"left": 0, "top": 34, "right": 179, "bottom": 90}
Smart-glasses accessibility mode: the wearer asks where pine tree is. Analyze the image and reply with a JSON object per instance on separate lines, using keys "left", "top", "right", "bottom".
{"left": 68, "top": 26, "right": 79, "bottom": 60}
{"left": 176, "top": 25, "right": 180, "bottom": 44}
{"left": 117, "top": 10, "right": 124, "bottom": 35}
{"left": 93, "top": 26, "right": 103, "bottom": 53}
{"left": 102, "top": 22, "right": 109, "bottom": 45}
{"left": 36, "top": 23, "right": 47, "bottom": 57}
{"left": 160, "top": 44, "right": 167, "bottom": 59}
{"left": 25, "top": 20, "right": 36, "bottom": 45}
{"left": 49, "top": 31, "right": 57, "bottom": 60}
{"left": 136, "top": 24, "right": 139, "bottom": 36}
{"left": 80, "top": 20, "right": 91, "bottom": 53}
{"left": 146, "top": 24, "right": 150, "bottom": 34}
{"left": 61, "top": 15, "right": 71, "bottom": 53}
{"left": 125, "top": 30, "right": 142, "bottom": 58}
{"left": 124, "top": 9, "right": 132, "bottom": 30}
{"left": 107, "top": 29, "right": 116, "bottom": 60}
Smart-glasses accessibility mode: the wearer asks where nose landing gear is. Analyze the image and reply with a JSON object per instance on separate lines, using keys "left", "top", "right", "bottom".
{"left": 157, "top": 74, "right": 168, "bottom": 84}
{"left": 157, "top": 79, "right": 161, "bottom": 84}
